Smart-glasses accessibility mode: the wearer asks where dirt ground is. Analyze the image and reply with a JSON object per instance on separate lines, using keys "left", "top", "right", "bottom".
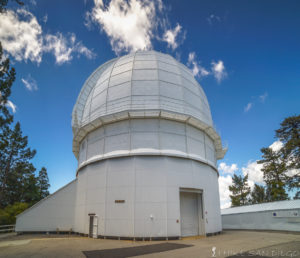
{"left": 0, "top": 230, "right": 299, "bottom": 258}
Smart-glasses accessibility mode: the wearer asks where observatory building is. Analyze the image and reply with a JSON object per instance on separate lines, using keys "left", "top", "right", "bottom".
{"left": 16, "top": 50, "right": 227, "bottom": 238}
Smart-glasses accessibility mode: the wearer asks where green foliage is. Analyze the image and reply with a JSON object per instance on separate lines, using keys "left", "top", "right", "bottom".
{"left": 275, "top": 115, "right": 300, "bottom": 198}
{"left": 37, "top": 167, "right": 50, "bottom": 199}
{"left": 0, "top": 42, "right": 15, "bottom": 129}
{"left": 229, "top": 174, "right": 251, "bottom": 207}
{"left": 0, "top": 202, "right": 29, "bottom": 225}
{"left": 0, "top": 122, "right": 38, "bottom": 207}
{"left": 276, "top": 115, "right": 300, "bottom": 169}
{"left": 258, "top": 147, "right": 289, "bottom": 201}
{"left": 250, "top": 184, "right": 267, "bottom": 204}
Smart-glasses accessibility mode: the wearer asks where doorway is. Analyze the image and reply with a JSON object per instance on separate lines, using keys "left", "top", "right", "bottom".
{"left": 180, "top": 189, "right": 205, "bottom": 237}
{"left": 88, "top": 214, "right": 98, "bottom": 238}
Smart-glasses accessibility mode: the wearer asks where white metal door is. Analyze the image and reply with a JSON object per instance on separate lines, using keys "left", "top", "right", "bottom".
{"left": 92, "top": 216, "right": 98, "bottom": 239}
{"left": 180, "top": 192, "right": 199, "bottom": 236}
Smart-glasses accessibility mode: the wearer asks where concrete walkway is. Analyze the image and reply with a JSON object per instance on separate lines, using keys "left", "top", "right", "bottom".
{"left": 0, "top": 231, "right": 299, "bottom": 258}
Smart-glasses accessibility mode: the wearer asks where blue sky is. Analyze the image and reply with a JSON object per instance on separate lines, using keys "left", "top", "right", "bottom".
{"left": 1, "top": 0, "right": 299, "bottom": 208}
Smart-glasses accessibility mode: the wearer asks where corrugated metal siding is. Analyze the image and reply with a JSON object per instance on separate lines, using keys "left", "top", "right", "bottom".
{"left": 221, "top": 199, "right": 300, "bottom": 215}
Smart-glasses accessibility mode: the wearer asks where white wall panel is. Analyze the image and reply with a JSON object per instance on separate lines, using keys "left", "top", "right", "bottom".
{"left": 107, "top": 82, "right": 131, "bottom": 101}
{"left": 16, "top": 180, "right": 77, "bottom": 232}
{"left": 160, "top": 132, "right": 186, "bottom": 153}
{"left": 131, "top": 132, "right": 159, "bottom": 150}
{"left": 132, "top": 80, "right": 159, "bottom": 96}
{"left": 132, "top": 69, "right": 158, "bottom": 81}
{"left": 222, "top": 210, "right": 300, "bottom": 232}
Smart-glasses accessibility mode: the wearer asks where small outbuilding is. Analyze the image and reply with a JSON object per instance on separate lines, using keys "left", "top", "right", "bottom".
{"left": 221, "top": 199, "right": 300, "bottom": 232}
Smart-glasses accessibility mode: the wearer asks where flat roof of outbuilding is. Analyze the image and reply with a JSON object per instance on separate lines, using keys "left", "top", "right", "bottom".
{"left": 221, "top": 199, "right": 300, "bottom": 215}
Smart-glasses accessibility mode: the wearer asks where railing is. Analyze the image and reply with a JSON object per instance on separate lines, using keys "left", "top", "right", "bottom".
{"left": 0, "top": 224, "right": 15, "bottom": 233}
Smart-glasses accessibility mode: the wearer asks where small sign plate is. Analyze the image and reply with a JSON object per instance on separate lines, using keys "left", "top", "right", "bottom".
{"left": 115, "top": 200, "right": 125, "bottom": 203}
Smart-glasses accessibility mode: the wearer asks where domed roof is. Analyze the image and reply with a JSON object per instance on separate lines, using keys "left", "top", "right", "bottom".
{"left": 72, "top": 50, "right": 226, "bottom": 159}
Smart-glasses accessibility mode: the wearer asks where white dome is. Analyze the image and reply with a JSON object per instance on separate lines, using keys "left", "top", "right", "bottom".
{"left": 72, "top": 50, "right": 226, "bottom": 159}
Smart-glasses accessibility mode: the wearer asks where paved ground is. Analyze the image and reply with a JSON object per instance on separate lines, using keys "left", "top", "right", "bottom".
{"left": 0, "top": 230, "right": 299, "bottom": 258}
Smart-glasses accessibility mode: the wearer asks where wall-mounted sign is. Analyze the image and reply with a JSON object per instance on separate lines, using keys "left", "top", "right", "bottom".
{"left": 115, "top": 200, "right": 125, "bottom": 203}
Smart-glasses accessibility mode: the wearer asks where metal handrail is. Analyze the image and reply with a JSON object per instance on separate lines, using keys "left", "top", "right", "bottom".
{"left": 0, "top": 224, "right": 15, "bottom": 233}
{"left": 0, "top": 224, "right": 15, "bottom": 228}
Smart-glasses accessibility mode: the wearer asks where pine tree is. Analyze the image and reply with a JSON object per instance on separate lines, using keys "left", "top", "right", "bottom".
{"left": 37, "top": 167, "right": 50, "bottom": 199}
{"left": 22, "top": 174, "right": 39, "bottom": 204}
{"left": 250, "top": 184, "right": 266, "bottom": 204}
{"left": 0, "top": 42, "right": 15, "bottom": 129}
{"left": 275, "top": 115, "right": 300, "bottom": 199}
{"left": 229, "top": 174, "right": 251, "bottom": 207}
{"left": 0, "top": 122, "right": 37, "bottom": 208}
{"left": 258, "top": 147, "right": 289, "bottom": 201}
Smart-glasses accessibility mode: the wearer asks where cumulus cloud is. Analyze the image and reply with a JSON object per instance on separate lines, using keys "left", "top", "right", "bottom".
{"left": 21, "top": 74, "right": 38, "bottom": 91}
{"left": 187, "top": 52, "right": 209, "bottom": 78}
{"left": 0, "top": 9, "right": 43, "bottom": 63}
{"left": 211, "top": 60, "right": 227, "bottom": 83}
{"left": 218, "top": 175, "right": 232, "bottom": 209}
{"left": 163, "top": 23, "right": 183, "bottom": 50}
{"left": 244, "top": 102, "right": 252, "bottom": 112}
{"left": 218, "top": 162, "right": 238, "bottom": 174}
{"left": 44, "top": 33, "right": 96, "bottom": 65}
{"left": 269, "top": 140, "right": 283, "bottom": 152}
{"left": 0, "top": 9, "right": 95, "bottom": 65}
{"left": 5, "top": 100, "right": 17, "bottom": 113}
{"left": 86, "top": 0, "right": 156, "bottom": 54}
{"left": 86, "top": 0, "right": 184, "bottom": 54}
{"left": 242, "top": 161, "right": 264, "bottom": 189}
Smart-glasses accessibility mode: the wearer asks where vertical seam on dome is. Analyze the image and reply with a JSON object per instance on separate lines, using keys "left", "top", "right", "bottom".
{"left": 178, "top": 59, "right": 186, "bottom": 117}
{"left": 105, "top": 59, "right": 118, "bottom": 115}
{"left": 156, "top": 52, "right": 161, "bottom": 113}
{"left": 129, "top": 51, "right": 138, "bottom": 152}
{"left": 131, "top": 51, "right": 137, "bottom": 112}
{"left": 87, "top": 80, "right": 97, "bottom": 128}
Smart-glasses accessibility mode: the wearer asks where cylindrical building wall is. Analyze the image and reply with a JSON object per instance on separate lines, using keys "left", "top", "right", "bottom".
{"left": 74, "top": 155, "right": 221, "bottom": 238}
{"left": 78, "top": 118, "right": 217, "bottom": 170}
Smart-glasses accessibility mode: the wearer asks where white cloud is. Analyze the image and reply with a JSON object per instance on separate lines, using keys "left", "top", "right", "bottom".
{"left": 87, "top": 0, "right": 157, "bottom": 54}
{"left": 43, "top": 33, "right": 96, "bottom": 65}
{"left": 87, "top": 0, "right": 184, "bottom": 54}
{"left": 218, "top": 175, "right": 232, "bottom": 209}
{"left": 21, "top": 74, "right": 38, "bottom": 91}
{"left": 242, "top": 161, "right": 264, "bottom": 189}
{"left": 187, "top": 52, "right": 210, "bottom": 78}
{"left": 0, "top": 9, "right": 43, "bottom": 63}
{"left": 244, "top": 102, "right": 252, "bottom": 112}
{"left": 207, "top": 14, "right": 221, "bottom": 25}
{"left": 286, "top": 168, "right": 300, "bottom": 177}
{"left": 269, "top": 140, "right": 283, "bottom": 152}
{"left": 259, "top": 92, "right": 268, "bottom": 103}
{"left": 0, "top": 9, "right": 95, "bottom": 65}
{"left": 42, "top": 14, "right": 48, "bottom": 23}
{"left": 163, "top": 23, "right": 182, "bottom": 50}
{"left": 5, "top": 100, "right": 17, "bottom": 113}
{"left": 218, "top": 162, "right": 238, "bottom": 174}
{"left": 211, "top": 60, "right": 227, "bottom": 83}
